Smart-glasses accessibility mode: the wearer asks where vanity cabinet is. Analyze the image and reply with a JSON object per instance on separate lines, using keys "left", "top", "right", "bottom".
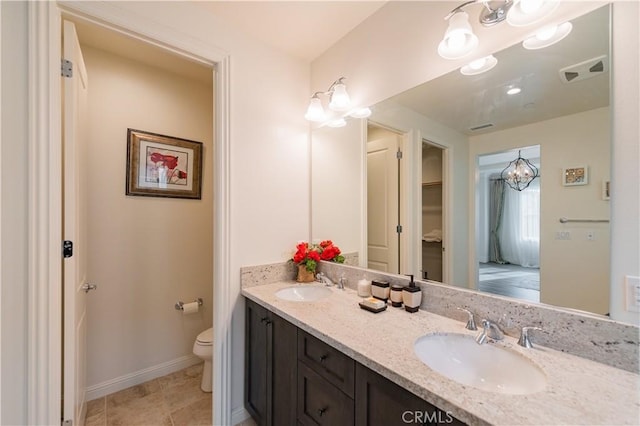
{"left": 298, "top": 330, "right": 355, "bottom": 425}
{"left": 245, "top": 299, "right": 297, "bottom": 426}
{"left": 355, "top": 363, "right": 465, "bottom": 426}
{"left": 245, "top": 298, "right": 465, "bottom": 426}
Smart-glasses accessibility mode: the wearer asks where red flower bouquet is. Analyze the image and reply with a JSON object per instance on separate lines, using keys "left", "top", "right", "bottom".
{"left": 292, "top": 240, "right": 345, "bottom": 274}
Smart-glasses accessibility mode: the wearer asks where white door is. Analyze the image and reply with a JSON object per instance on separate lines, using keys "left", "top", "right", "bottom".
{"left": 62, "top": 20, "right": 91, "bottom": 426}
{"left": 367, "top": 134, "right": 401, "bottom": 273}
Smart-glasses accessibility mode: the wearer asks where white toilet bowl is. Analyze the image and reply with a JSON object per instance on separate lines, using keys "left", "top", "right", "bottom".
{"left": 193, "top": 327, "right": 213, "bottom": 392}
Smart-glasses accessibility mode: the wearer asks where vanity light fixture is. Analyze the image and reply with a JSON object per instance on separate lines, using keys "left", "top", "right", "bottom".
{"left": 500, "top": 150, "right": 539, "bottom": 191}
{"left": 460, "top": 55, "right": 498, "bottom": 75}
{"left": 305, "top": 77, "right": 352, "bottom": 122}
{"left": 522, "top": 21, "right": 573, "bottom": 50}
{"left": 437, "top": 11, "right": 479, "bottom": 60}
{"left": 439, "top": 0, "right": 562, "bottom": 60}
{"left": 327, "top": 118, "right": 347, "bottom": 128}
{"left": 507, "top": 0, "right": 560, "bottom": 27}
{"left": 349, "top": 107, "right": 372, "bottom": 119}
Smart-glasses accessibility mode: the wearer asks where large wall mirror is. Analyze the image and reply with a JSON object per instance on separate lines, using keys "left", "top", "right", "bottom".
{"left": 311, "top": 5, "right": 614, "bottom": 318}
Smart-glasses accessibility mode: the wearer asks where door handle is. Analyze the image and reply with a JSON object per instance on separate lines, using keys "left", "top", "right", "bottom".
{"left": 81, "top": 283, "right": 97, "bottom": 293}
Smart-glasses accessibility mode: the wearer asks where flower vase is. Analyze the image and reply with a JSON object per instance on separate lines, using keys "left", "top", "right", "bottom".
{"left": 297, "top": 265, "right": 316, "bottom": 283}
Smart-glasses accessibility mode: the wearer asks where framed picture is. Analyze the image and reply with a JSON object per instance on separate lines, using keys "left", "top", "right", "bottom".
{"left": 126, "top": 129, "right": 203, "bottom": 199}
{"left": 562, "top": 165, "right": 588, "bottom": 186}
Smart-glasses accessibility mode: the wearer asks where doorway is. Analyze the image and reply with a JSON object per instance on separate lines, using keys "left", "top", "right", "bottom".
{"left": 366, "top": 124, "right": 404, "bottom": 274}
{"left": 62, "top": 15, "right": 215, "bottom": 424}
{"left": 476, "top": 146, "right": 541, "bottom": 302}
{"left": 421, "top": 141, "right": 444, "bottom": 282}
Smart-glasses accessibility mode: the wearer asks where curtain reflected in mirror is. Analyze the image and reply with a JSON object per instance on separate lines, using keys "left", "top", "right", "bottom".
{"left": 477, "top": 147, "right": 541, "bottom": 303}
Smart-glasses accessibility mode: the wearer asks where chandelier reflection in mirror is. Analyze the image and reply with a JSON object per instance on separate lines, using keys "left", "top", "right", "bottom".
{"left": 500, "top": 150, "right": 539, "bottom": 191}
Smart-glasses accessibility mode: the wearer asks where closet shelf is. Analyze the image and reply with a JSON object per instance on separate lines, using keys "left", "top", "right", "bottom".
{"left": 422, "top": 181, "right": 442, "bottom": 187}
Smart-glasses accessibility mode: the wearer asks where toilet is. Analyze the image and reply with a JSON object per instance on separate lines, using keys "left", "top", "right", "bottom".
{"left": 193, "top": 327, "right": 213, "bottom": 392}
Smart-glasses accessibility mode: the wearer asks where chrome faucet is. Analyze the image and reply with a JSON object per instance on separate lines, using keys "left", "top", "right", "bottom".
{"left": 475, "top": 319, "right": 504, "bottom": 344}
{"left": 316, "top": 272, "right": 335, "bottom": 287}
{"left": 456, "top": 307, "right": 477, "bottom": 330}
{"left": 518, "top": 326, "right": 543, "bottom": 348}
{"left": 337, "top": 274, "right": 346, "bottom": 290}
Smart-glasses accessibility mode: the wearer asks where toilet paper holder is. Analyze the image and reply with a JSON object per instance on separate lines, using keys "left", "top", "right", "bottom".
{"left": 175, "top": 298, "right": 204, "bottom": 311}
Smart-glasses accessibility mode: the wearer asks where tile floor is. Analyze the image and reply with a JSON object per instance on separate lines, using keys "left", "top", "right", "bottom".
{"left": 85, "top": 363, "right": 212, "bottom": 426}
{"left": 84, "top": 362, "right": 258, "bottom": 426}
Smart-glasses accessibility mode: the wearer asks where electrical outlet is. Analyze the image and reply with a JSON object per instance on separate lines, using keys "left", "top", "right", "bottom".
{"left": 586, "top": 230, "right": 595, "bottom": 241}
{"left": 625, "top": 276, "right": 640, "bottom": 313}
{"left": 555, "top": 231, "right": 571, "bottom": 240}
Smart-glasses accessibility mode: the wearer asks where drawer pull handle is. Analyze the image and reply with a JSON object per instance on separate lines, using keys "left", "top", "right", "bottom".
{"left": 260, "top": 317, "right": 272, "bottom": 325}
{"left": 318, "top": 407, "right": 327, "bottom": 417}
{"left": 319, "top": 354, "right": 328, "bottom": 363}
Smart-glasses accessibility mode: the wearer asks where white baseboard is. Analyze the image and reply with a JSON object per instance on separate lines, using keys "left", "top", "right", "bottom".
{"left": 85, "top": 354, "right": 202, "bottom": 401}
{"left": 231, "top": 406, "right": 252, "bottom": 425}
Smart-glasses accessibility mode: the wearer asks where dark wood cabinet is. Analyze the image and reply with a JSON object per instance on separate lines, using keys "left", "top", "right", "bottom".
{"left": 246, "top": 298, "right": 466, "bottom": 426}
{"left": 245, "top": 299, "right": 297, "bottom": 426}
{"left": 355, "top": 364, "right": 465, "bottom": 426}
{"left": 298, "top": 361, "right": 355, "bottom": 426}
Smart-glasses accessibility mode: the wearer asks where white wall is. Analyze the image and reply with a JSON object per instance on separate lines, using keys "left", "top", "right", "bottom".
{"left": 0, "top": 2, "right": 28, "bottom": 424}
{"left": 469, "top": 108, "right": 611, "bottom": 314}
{"left": 81, "top": 45, "right": 214, "bottom": 390}
{"left": 311, "top": 120, "right": 364, "bottom": 254}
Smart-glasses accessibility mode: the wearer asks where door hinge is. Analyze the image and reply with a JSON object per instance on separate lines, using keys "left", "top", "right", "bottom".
{"left": 396, "top": 149, "right": 403, "bottom": 160}
{"left": 62, "top": 419, "right": 72, "bottom": 426}
{"left": 396, "top": 224, "right": 403, "bottom": 234}
{"left": 63, "top": 240, "right": 73, "bottom": 258}
{"left": 61, "top": 59, "right": 73, "bottom": 78}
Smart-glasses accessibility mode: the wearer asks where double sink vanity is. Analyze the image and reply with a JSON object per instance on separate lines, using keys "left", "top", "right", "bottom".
{"left": 241, "top": 261, "right": 639, "bottom": 425}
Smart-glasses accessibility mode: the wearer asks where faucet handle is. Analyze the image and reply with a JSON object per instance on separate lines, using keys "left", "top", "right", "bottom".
{"left": 456, "top": 307, "right": 477, "bottom": 330}
{"left": 518, "top": 326, "right": 543, "bottom": 348}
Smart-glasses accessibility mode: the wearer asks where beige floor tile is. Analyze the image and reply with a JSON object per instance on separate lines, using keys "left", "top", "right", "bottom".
{"left": 107, "top": 379, "right": 162, "bottom": 408}
{"left": 234, "top": 417, "right": 257, "bottom": 426}
{"left": 159, "top": 363, "right": 203, "bottom": 391}
{"left": 170, "top": 396, "right": 212, "bottom": 426}
{"left": 161, "top": 374, "right": 209, "bottom": 414}
{"left": 106, "top": 391, "right": 172, "bottom": 426}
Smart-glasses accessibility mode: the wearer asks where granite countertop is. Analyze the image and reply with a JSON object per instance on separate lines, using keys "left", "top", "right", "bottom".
{"left": 242, "top": 281, "right": 640, "bottom": 426}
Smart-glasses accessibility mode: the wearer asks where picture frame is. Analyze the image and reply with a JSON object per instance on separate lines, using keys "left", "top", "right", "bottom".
{"left": 126, "top": 128, "right": 203, "bottom": 199}
{"left": 562, "top": 165, "right": 588, "bottom": 186}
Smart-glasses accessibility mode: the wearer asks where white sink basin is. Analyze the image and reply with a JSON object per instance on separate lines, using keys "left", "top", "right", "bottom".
{"left": 275, "top": 285, "right": 332, "bottom": 302}
{"left": 414, "top": 333, "right": 546, "bottom": 395}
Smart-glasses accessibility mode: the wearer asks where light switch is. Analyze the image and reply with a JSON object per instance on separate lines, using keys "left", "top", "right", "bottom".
{"left": 625, "top": 276, "right": 640, "bottom": 313}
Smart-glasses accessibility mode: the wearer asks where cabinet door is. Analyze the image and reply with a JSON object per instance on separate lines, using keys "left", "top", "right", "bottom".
{"left": 271, "top": 313, "right": 298, "bottom": 426}
{"left": 355, "top": 364, "right": 466, "bottom": 426}
{"left": 298, "top": 361, "right": 354, "bottom": 426}
{"left": 245, "top": 299, "right": 269, "bottom": 426}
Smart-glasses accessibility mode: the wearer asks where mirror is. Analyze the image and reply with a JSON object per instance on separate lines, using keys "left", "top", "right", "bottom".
{"left": 311, "top": 5, "right": 612, "bottom": 316}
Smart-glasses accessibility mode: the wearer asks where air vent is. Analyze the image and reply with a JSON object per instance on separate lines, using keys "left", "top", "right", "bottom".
{"left": 470, "top": 123, "right": 494, "bottom": 131}
{"left": 559, "top": 55, "right": 608, "bottom": 84}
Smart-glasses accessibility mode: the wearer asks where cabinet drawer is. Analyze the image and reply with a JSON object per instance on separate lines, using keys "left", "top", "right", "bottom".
{"left": 298, "top": 330, "right": 355, "bottom": 398}
{"left": 298, "top": 361, "right": 354, "bottom": 426}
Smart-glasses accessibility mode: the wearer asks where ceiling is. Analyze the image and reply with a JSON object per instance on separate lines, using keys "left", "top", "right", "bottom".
{"left": 198, "top": 1, "right": 387, "bottom": 61}
{"left": 379, "top": 5, "right": 610, "bottom": 136}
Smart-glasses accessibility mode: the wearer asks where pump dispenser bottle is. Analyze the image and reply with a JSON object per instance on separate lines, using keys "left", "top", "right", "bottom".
{"left": 402, "top": 274, "right": 421, "bottom": 313}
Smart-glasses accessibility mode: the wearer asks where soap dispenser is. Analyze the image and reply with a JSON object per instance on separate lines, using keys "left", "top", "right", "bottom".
{"left": 402, "top": 274, "right": 421, "bottom": 313}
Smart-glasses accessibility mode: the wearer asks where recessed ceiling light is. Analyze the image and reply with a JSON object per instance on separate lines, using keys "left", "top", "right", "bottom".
{"left": 507, "top": 87, "right": 522, "bottom": 95}
{"left": 523, "top": 22, "right": 573, "bottom": 50}
{"left": 460, "top": 55, "right": 498, "bottom": 75}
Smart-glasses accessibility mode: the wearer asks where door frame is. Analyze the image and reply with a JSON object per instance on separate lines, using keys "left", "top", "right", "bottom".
{"left": 28, "top": 2, "right": 232, "bottom": 424}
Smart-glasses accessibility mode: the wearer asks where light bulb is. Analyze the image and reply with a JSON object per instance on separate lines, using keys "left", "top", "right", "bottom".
{"left": 447, "top": 30, "right": 466, "bottom": 50}
{"left": 327, "top": 118, "right": 347, "bottom": 128}
{"left": 520, "top": 0, "right": 543, "bottom": 14}
{"left": 469, "top": 57, "right": 487, "bottom": 70}
{"left": 438, "top": 11, "right": 478, "bottom": 60}
{"left": 329, "top": 82, "right": 351, "bottom": 111}
{"left": 304, "top": 96, "right": 326, "bottom": 122}
{"left": 349, "top": 107, "right": 372, "bottom": 119}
